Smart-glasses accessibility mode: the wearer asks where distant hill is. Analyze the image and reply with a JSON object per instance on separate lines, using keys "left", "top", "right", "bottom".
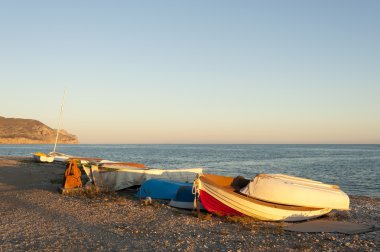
{"left": 0, "top": 116, "right": 79, "bottom": 144}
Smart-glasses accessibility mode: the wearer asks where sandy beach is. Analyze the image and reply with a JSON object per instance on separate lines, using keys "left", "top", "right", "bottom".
{"left": 0, "top": 156, "right": 379, "bottom": 251}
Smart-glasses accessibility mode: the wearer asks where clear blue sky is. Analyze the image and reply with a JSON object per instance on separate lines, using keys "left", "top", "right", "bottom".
{"left": 1, "top": 1, "right": 379, "bottom": 144}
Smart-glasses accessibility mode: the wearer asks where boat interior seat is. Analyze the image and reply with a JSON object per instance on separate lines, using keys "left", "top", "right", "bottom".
{"left": 231, "top": 176, "right": 251, "bottom": 191}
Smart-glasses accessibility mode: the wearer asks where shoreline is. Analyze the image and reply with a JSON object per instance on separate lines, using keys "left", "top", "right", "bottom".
{"left": 1, "top": 156, "right": 379, "bottom": 251}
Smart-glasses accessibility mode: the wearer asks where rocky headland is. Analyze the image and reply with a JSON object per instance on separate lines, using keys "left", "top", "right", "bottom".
{"left": 0, "top": 116, "right": 79, "bottom": 144}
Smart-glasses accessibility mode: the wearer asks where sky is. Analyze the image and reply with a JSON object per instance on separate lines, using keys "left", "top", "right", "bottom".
{"left": 0, "top": 1, "right": 379, "bottom": 144}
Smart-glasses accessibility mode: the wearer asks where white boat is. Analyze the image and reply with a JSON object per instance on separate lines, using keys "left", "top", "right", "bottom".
{"left": 48, "top": 151, "right": 72, "bottom": 162}
{"left": 83, "top": 164, "right": 203, "bottom": 191}
{"left": 49, "top": 152, "right": 104, "bottom": 163}
{"left": 48, "top": 90, "right": 82, "bottom": 163}
{"left": 32, "top": 152, "right": 54, "bottom": 163}
{"left": 240, "top": 174, "right": 350, "bottom": 210}
{"left": 34, "top": 90, "right": 72, "bottom": 163}
{"left": 194, "top": 174, "right": 332, "bottom": 222}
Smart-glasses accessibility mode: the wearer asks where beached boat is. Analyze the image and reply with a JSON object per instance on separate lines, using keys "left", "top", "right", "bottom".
{"left": 136, "top": 179, "right": 192, "bottom": 200}
{"left": 47, "top": 91, "right": 100, "bottom": 164}
{"left": 194, "top": 174, "right": 332, "bottom": 222}
{"left": 48, "top": 90, "right": 68, "bottom": 162}
{"left": 49, "top": 152, "right": 104, "bottom": 163}
{"left": 169, "top": 185, "right": 205, "bottom": 210}
{"left": 240, "top": 173, "right": 350, "bottom": 210}
{"left": 48, "top": 151, "right": 72, "bottom": 162}
{"left": 32, "top": 152, "right": 54, "bottom": 163}
{"left": 99, "top": 161, "right": 147, "bottom": 170}
{"left": 83, "top": 164, "right": 202, "bottom": 191}
{"left": 136, "top": 179, "right": 205, "bottom": 210}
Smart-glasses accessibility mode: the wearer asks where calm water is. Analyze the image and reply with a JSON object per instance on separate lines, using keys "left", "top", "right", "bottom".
{"left": 1, "top": 144, "right": 379, "bottom": 198}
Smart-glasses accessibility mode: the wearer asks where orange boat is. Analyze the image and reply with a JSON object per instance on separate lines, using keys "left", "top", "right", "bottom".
{"left": 98, "top": 162, "right": 147, "bottom": 170}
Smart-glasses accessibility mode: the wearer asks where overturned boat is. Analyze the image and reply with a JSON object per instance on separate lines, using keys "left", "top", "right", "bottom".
{"left": 98, "top": 161, "right": 147, "bottom": 170}
{"left": 194, "top": 174, "right": 333, "bottom": 222}
{"left": 169, "top": 185, "right": 205, "bottom": 210}
{"left": 240, "top": 173, "right": 350, "bottom": 210}
{"left": 83, "top": 164, "right": 202, "bottom": 191}
{"left": 136, "top": 179, "right": 192, "bottom": 200}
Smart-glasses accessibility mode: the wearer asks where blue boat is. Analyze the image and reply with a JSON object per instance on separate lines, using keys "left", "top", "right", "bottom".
{"left": 169, "top": 185, "right": 204, "bottom": 210}
{"left": 135, "top": 179, "right": 192, "bottom": 200}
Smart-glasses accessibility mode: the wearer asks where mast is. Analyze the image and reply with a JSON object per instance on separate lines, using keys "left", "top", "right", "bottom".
{"left": 53, "top": 89, "right": 67, "bottom": 153}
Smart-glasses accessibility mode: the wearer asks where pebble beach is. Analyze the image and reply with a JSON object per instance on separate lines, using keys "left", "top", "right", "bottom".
{"left": 1, "top": 156, "right": 379, "bottom": 251}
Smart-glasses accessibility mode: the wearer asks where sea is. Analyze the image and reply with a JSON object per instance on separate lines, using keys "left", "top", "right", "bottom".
{"left": 1, "top": 144, "right": 379, "bottom": 198}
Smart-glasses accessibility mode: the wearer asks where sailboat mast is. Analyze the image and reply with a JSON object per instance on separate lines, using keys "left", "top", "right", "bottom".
{"left": 53, "top": 90, "right": 67, "bottom": 153}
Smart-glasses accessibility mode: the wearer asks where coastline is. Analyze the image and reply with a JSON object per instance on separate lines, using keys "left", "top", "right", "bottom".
{"left": 0, "top": 156, "right": 379, "bottom": 251}
{"left": 1, "top": 144, "right": 379, "bottom": 198}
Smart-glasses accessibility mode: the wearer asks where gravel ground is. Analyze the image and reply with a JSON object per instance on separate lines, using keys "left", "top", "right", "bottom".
{"left": 0, "top": 156, "right": 379, "bottom": 251}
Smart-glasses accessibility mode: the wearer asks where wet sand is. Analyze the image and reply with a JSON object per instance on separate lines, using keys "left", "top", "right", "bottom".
{"left": 0, "top": 156, "right": 379, "bottom": 251}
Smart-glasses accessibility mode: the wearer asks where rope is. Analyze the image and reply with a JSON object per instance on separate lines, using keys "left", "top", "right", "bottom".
{"left": 192, "top": 175, "right": 202, "bottom": 215}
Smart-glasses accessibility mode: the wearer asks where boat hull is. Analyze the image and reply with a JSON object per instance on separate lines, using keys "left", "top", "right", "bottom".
{"left": 83, "top": 164, "right": 203, "bottom": 191}
{"left": 196, "top": 174, "right": 332, "bottom": 222}
{"left": 136, "top": 179, "right": 192, "bottom": 200}
{"left": 169, "top": 186, "right": 205, "bottom": 210}
{"left": 240, "top": 174, "right": 350, "bottom": 210}
{"left": 49, "top": 152, "right": 104, "bottom": 163}
{"left": 49, "top": 152, "right": 71, "bottom": 162}
{"left": 32, "top": 153, "right": 54, "bottom": 163}
{"left": 99, "top": 162, "right": 147, "bottom": 170}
